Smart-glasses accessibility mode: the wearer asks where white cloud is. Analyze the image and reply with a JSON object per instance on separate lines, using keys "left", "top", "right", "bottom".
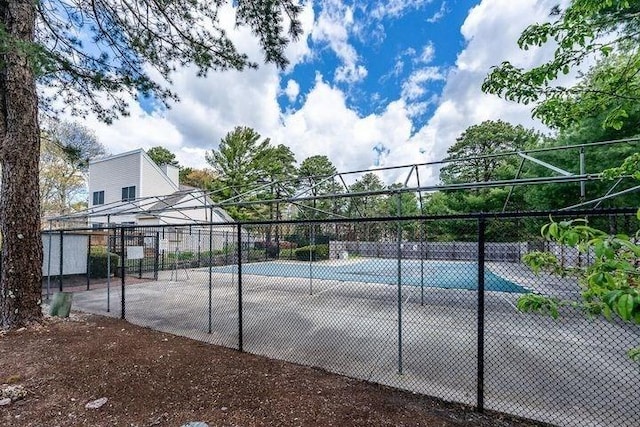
{"left": 84, "top": 0, "right": 575, "bottom": 189}
{"left": 417, "top": 43, "right": 436, "bottom": 64}
{"left": 284, "top": 79, "right": 300, "bottom": 102}
{"left": 401, "top": 67, "right": 445, "bottom": 101}
{"left": 81, "top": 98, "right": 184, "bottom": 155}
{"left": 370, "top": 0, "right": 433, "bottom": 20}
{"left": 382, "top": 42, "right": 434, "bottom": 85}
{"left": 335, "top": 64, "right": 368, "bottom": 84}
{"left": 427, "top": 1, "right": 448, "bottom": 23}
{"left": 414, "top": 0, "right": 562, "bottom": 166}
{"left": 274, "top": 75, "right": 416, "bottom": 181}
{"left": 283, "top": 4, "right": 316, "bottom": 70}
{"left": 83, "top": 1, "right": 316, "bottom": 170}
{"left": 311, "top": 0, "right": 367, "bottom": 84}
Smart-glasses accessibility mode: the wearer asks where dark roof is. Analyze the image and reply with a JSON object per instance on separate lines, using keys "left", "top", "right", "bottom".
{"left": 144, "top": 190, "right": 234, "bottom": 222}
{"left": 147, "top": 191, "right": 188, "bottom": 211}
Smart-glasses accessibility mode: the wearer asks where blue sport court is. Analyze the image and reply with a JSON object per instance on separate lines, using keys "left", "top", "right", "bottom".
{"left": 212, "top": 258, "right": 526, "bottom": 293}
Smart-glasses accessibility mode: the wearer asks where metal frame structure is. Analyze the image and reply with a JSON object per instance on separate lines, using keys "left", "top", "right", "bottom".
{"left": 50, "top": 136, "right": 640, "bottom": 227}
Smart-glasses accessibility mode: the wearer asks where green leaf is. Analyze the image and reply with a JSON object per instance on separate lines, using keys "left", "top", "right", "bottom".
{"left": 564, "top": 231, "right": 579, "bottom": 246}
{"left": 628, "top": 347, "right": 640, "bottom": 362}
{"left": 601, "top": 46, "right": 612, "bottom": 56}
{"left": 616, "top": 294, "right": 633, "bottom": 321}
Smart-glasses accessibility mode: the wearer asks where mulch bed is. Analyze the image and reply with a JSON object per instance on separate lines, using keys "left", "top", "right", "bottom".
{"left": 0, "top": 313, "right": 548, "bottom": 427}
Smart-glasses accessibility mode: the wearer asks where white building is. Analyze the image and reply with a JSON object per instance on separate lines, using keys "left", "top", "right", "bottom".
{"left": 87, "top": 149, "right": 231, "bottom": 226}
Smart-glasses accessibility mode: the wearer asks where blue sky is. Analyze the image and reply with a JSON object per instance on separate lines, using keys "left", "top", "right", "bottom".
{"left": 279, "top": 0, "right": 475, "bottom": 123}
{"left": 84, "top": 0, "right": 563, "bottom": 185}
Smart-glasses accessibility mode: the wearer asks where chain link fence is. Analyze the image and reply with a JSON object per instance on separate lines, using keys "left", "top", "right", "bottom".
{"left": 40, "top": 209, "right": 640, "bottom": 427}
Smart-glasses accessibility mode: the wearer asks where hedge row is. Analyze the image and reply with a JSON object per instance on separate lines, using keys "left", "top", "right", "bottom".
{"left": 294, "top": 244, "right": 329, "bottom": 261}
{"left": 89, "top": 252, "right": 120, "bottom": 278}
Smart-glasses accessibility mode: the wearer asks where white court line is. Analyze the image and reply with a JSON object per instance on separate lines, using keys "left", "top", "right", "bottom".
{"left": 309, "top": 281, "right": 342, "bottom": 297}
{"left": 247, "top": 279, "right": 341, "bottom": 295}
{"left": 404, "top": 287, "right": 416, "bottom": 305}
{"left": 499, "top": 293, "right": 517, "bottom": 310}
{"left": 404, "top": 292, "right": 412, "bottom": 305}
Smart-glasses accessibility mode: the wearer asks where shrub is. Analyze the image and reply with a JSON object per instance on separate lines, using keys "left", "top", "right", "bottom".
{"left": 248, "top": 249, "right": 266, "bottom": 261}
{"left": 89, "top": 252, "right": 120, "bottom": 278}
{"left": 278, "top": 241, "right": 297, "bottom": 259}
{"left": 166, "top": 251, "right": 194, "bottom": 261}
{"left": 294, "top": 244, "right": 329, "bottom": 261}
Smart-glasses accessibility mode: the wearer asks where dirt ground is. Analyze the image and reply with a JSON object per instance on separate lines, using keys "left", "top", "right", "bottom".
{"left": 0, "top": 313, "right": 548, "bottom": 427}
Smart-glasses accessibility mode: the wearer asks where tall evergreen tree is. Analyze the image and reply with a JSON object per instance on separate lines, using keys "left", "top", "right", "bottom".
{"left": 297, "top": 155, "right": 342, "bottom": 220}
{"left": 147, "top": 147, "right": 180, "bottom": 167}
{"left": 440, "top": 120, "right": 539, "bottom": 185}
{"left": 206, "top": 126, "right": 271, "bottom": 219}
{"left": 0, "top": 1, "right": 302, "bottom": 328}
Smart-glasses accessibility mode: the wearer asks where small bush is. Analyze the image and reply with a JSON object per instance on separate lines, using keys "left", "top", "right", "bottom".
{"left": 248, "top": 249, "right": 266, "bottom": 261}
{"left": 89, "top": 252, "right": 120, "bottom": 278}
{"left": 279, "top": 251, "right": 297, "bottom": 260}
{"left": 278, "top": 241, "right": 297, "bottom": 259}
{"left": 294, "top": 244, "right": 329, "bottom": 261}
{"left": 166, "top": 251, "right": 194, "bottom": 261}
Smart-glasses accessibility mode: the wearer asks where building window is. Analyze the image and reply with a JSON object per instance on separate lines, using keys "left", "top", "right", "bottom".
{"left": 92, "top": 190, "right": 104, "bottom": 205}
{"left": 122, "top": 186, "right": 136, "bottom": 201}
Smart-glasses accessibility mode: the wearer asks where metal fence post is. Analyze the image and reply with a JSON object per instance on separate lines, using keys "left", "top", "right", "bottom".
{"left": 225, "top": 231, "right": 229, "bottom": 265}
{"left": 396, "top": 192, "right": 403, "bottom": 375}
{"left": 420, "top": 220, "right": 425, "bottom": 306}
{"left": 120, "top": 226, "right": 126, "bottom": 320}
{"left": 208, "top": 224, "right": 213, "bottom": 334}
{"left": 154, "top": 232, "right": 160, "bottom": 281}
{"left": 309, "top": 224, "right": 314, "bottom": 295}
{"left": 237, "top": 223, "right": 243, "bottom": 352}
{"left": 59, "top": 230, "right": 64, "bottom": 292}
{"left": 106, "top": 224, "right": 112, "bottom": 313}
{"left": 46, "top": 222, "right": 52, "bottom": 301}
{"left": 161, "top": 228, "right": 165, "bottom": 271}
{"left": 238, "top": 224, "right": 243, "bottom": 351}
{"left": 86, "top": 234, "right": 91, "bottom": 290}
{"left": 138, "top": 232, "right": 143, "bottom": 279}
{"left": 477, "top": 216, "right": 486, "bottom": 413}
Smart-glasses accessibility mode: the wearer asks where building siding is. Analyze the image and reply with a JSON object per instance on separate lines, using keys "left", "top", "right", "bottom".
{"left": 89, "top": 151, "right": 142, "bottom": 208}
{"left": 140, "top": 153, "right": 178, "bottom": 197}
{"left": 87, "top": 149, "right": 232, "bottom": 226}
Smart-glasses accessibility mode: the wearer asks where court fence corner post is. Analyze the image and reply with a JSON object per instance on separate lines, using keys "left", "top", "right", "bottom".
{"left": 476, "top": 216, "right": 486, "bottom": 413}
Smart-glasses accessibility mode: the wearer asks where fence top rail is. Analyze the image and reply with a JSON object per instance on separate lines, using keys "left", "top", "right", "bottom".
{"left": 46, "top": 207, "right": 638, "bottom": 234}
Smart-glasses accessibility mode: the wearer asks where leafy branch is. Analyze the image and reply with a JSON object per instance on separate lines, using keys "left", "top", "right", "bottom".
{"left": 519, "top": 215, "right": 640, "bottom": 361}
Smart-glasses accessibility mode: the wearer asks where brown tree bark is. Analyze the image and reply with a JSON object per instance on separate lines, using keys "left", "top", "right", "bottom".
{"left": 0, "top": 0, "right": 43, "bottom": 328}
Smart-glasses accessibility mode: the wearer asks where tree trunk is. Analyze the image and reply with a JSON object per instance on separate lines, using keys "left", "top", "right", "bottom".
{"left": 0, "top": 0, "right": 43, "bottom": 328}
